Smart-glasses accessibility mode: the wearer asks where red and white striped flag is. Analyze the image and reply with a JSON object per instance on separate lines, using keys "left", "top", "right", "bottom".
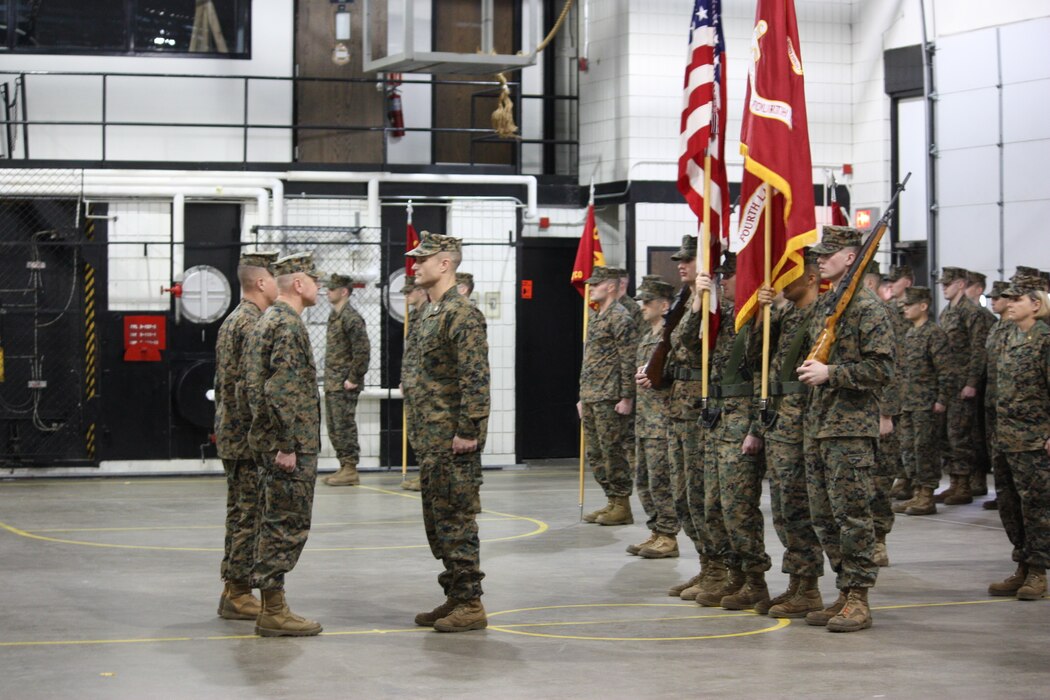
{"left": 677, "top": 0, "right": 729, "bottom": 345}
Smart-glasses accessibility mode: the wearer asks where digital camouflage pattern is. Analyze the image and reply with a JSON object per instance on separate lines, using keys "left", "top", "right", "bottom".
{"left": 215, "top": 299, "right": 264, "bottom": 459}
{"left": 619, "top": 293, "right": 646, "bottom": 332}
{"left": 668, "top": 302, "right": 702, "bottom": 420}
{"left": 898, "top": 410, "right": 943, "bottom": 488}
{"left": 580, "top": 303, "right": 638, "bottom": 403}
{"left": 996, "top": 449, "right": 1050, "bottom": 569}
{"left": 324, "top": 303, "right": 370, "bottom": 463}
{"left": 635, "top": 329, "right": 676, "bottom": 535}
{"left": 251, "top": 452, "right": 318, "bottom": 591}
{"left": 983, "top": 318, "right": 1012, "bottom": 452}
{"left": 246, "top": 300, "right": 321, "bottom": 455}
{"left": 220, "top": 457, "right": 259, "bottom": 583}
{"left": 582, "top": 401, "right": 632, "bottom": 497}
{"left": 402, "top": 285, "right": 490, "bottom": 603}
{"left": 939, "top": 295, "right": 990, "bottom": 476}
{"left": 899, "top": 319, "right": 951, "bottom": 488}
{"left": 994, "top": 321, "right": 1050, "bottom": 453}
{"left": 762, "top": 301, "right": 817, "bottom": 444}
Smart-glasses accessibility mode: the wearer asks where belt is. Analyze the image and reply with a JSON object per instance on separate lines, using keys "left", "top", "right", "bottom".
{"left": 709, "top": 383, "right": 753, "bottom": 398}
{"left": 769, "top": 380, "right": 806, "bottom": 396}
{"left": 673, "top": 368, "right": 703, "bottom": 381}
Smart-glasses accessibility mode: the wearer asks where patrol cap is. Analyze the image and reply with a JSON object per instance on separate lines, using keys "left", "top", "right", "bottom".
{"left": 605, "top": 266, "right": 629, "bottom": 279}
{"left": 887, "top": 264, "right": 913, "bottom": 282}
{"left": 902, "top": 286, "right": 931, "bottom": 306}
{"left": 323, "top": 273, "right": 353, "bottom": 289}
{"left": 715, "top": 252, "right": 737, "bottom": 277}
{"left": 405, "top": 231, "right": 462, "bottom": 258}
{"left": 455, "top": 272, "right": 474, "bottom": 287}
{"left": 864, "top": 260, "right": 880, "bottom": 276}
{"left": 1012, "top": 266, "right": 1040, "bottom": 283}
{"left": 1040, "top": 271, "right": 1050, "bottom": 292}
{"left": 238, "top": 250, "right": 279, "bottom": 269}
{"left": 812, "top": 226, "right": 863, "bottom": 255}
{"left": 1001, "top": 269, "right": 1044, "bottom": 298}
{"left": 988, "top": 280, "right": 1009, "bottom": 299}
{"left": 272, "top": 252, "right": 320, "bottom": 278}
{"left": 401, "top": 275, "right": 418, "bottom": 293}
{"left": 939, "top": 266, "right": 968, "bottom": 285}
{"left": 635, "top": 275, "right": 675, "bottom": 301}
{"left": 966, "top": 270, "right": 986, "bottom": 289}
{"left": 584, "top": 265, "right": 618, "bottom": 285}
{"left": 670, "top": 235, "right": 698, "bottom": 261}
{"left": 802, "top": 248, "right": 820, "bottom": 267}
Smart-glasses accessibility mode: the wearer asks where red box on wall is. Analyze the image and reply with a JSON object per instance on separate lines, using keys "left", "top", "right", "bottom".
{"left": 124, "top": 315, "right": 167, "bottom": 362}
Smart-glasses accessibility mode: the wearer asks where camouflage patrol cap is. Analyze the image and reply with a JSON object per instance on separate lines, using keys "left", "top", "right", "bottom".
{"left": 400, "top": 275, "right": 418, "bottom": 294}
{"left": 811, "top": 226, "right": 863, "bottom": 254}
{"left": 988, "top": 280, "right": 1010, "bottom": 299}
{"left": 635, "top": 275, "right": 675, "bottom": 301}
{"left": 715, "top": 252, "right": 737, "bottom": 277}
{"left": 966, "top": 270, "right": 987, "bottom": 289}
{"left": 1002, "top": 269, "right": 1045, "bottom": 298}
{"left": 605, "top": 266, "right": 629, "bottom": 279}
{"left": 584, "top": 265, "right": 618, "bottom": 285}
{"left": 272, "top": 252, "right": 320, "bottom": 278}
{"left": 1012, "top": 266, "right": 1040, "bottom": 283}
{"left": 887, "top": 264, "right": 913, "bottom": 282}
{"left": 864, "top": 260, "right": 880, "bottom": 276}
{"left": 670, "top": 235, "right": 698, "bottom": 261}
{"left": 406, "top": 231, "right": 462, "bottom": 258}
{"left": 939, "top": 266, "right": 968, "bottom": 285}
{"left": 902, "top": 286, "right": 931, "bottom": 305}
{"left": 323, "top": 273, "right": 353, "bottom": 289}
{"left": 238, "top": 250, "right": 279, "bottom": 269}
{"left": 1040, "top": 271, "right": 1050, "bottom": 292}
{"left": 802, "top": 248, "right": 820, "bottom": 266}
{"left": 455, "top": 272, "right": 474, "bottom": 287}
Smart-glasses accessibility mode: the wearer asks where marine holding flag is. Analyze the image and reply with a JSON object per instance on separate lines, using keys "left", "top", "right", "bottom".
{"left": 733, "top": 0, "right": 817, "bottom": 331}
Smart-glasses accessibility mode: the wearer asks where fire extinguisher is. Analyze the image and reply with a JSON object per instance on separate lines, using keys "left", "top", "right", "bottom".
{"left": 387, "top": 89, "right": 405, "bottom": 138}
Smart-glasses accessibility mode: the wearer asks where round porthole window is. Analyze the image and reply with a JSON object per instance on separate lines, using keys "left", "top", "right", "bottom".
{"left": 179, "top": 265, "right": 231, "bottom": 324}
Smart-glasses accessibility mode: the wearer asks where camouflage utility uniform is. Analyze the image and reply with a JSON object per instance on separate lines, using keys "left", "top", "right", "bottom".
{"left": 635, "top": 327, "right": 677, "bottom": 536}
{"left": 245, "top": 300, "right": 321, "bottom": 591}
{"left": 324, "top": 302, "right": 370, "bottom": 466}
{"left": 899, "top": 319, "right": 951, "bottom": 489}
{"left": 215, "top": 297, "right": 264, "bottom": 584}
{"left": 403, "top": 286, "right": 491, "bottom": 603}
{"left": 939, "top": 294, "right": 990, "bottom": 482}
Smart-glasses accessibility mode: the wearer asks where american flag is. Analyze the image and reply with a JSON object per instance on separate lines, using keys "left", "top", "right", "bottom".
{"left": 678, "top": 0, "right": 730, "bottom": 251}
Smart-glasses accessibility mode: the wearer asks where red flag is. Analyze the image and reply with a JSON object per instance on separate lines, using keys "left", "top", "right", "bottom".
{"left": 405, "top": 222, "right": 420, "bottom": 277}
{"left": 570, "top": 203, "right": 605, "bottom": 297}
{"left": 678, "top": 0, "right": 728, "bottom": 347}
{"left": 733, "top": 0, "right": 817, "bottom": 330}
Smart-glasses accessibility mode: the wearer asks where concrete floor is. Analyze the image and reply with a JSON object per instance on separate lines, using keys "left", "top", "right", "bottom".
{"left": 1, "top": 463, "right": 1048, "bottom": 699}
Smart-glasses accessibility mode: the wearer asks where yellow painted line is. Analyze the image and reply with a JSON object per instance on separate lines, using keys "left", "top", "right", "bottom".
{"left": 0, "top": 520, "right": 219, "bottom": 552}
{"left": 0, "top": 636, "right": 193, "bottom": 647}
{"left": 33, "top": 516, "right": 514, "bottom": 534}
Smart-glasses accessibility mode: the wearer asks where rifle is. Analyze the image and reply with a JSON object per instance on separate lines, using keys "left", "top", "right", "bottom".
{"left": 807, "top": 172, "right": 911, "bottom": 363}
{"left": 644, "top": 285, "right": 692, "bottom": 389}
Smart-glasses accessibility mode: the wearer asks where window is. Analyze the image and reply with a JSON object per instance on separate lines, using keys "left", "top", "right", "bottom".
{"left": 2, "top": 1, "right": 250, "bottom": 57}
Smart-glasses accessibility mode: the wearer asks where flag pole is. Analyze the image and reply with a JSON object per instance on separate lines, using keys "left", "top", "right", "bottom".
{"left": 402, "top": 201, "right": 414, "bottom": 482}
{"left": 700, "top": 153, "right": 713, "bottom": 398}
{"left": 761, "top": 182, "right": 772, "bottom": 402}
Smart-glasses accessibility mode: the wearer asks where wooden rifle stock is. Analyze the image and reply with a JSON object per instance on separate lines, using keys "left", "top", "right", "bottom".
{"left": 806, "top": 173, "right": 910, "bottom": 363}
{"left": 645, "top": 285, "right": 691, "bottom": 389}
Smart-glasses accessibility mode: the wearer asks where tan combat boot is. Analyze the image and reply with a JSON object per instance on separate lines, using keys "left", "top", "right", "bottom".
{"left": 873, "top": 535, "right": 890, "bottom": 568}
{"left": 755, "top": 575, "right": 799, "bottom": 615}
{"left": 255, "top": 589, "right": 322, "bottom": 637}
{"left": 890, "top": 478, "right": 913, "bottom": 500}
{"left": 401, "top": 476, "right": 421, "bottom": 491}
{"left": 892, "top": 488, "right": 919, "bottom": 514}
{"left": 770, "top": 576, "right": 824, "bottom": 618}
{"left": 805, "top": 588, "right": 847, "bottom": 626}
{"left": 826, "top": 588, "right": 873, "bottom": 632}
{"left": 933, "top": 476, "right": 957, "bottom": 504}
{"left": 627, "top": 531, "right": 658, "bottom": 555}
{"left": 415, "top": 597, "right": 458, "bottom": 626}
{"left": 219, "top": 581, "right": 261, "bottom": 620}
{"left": 970, "top": 472, "right": 989, "bottom": 497}
{"left": 944, "top": 475, "right": 973, "bottom": 505}
{"left": 1017, "top": 566, "right": 1047, "bottom": 601}
{"left": 639, "top": 534, "right": 680, "bottom": 559}
{"left": 988, "top": 564, "right": 1028, "bottom": 596}
{"left": 695, "top": 567, "right": 744, "bottom": 607}
{"left": 434, "top": 599, "right": 488, "bottom": 632}
{"left": 668, "top": 558, "right": 706, "bottom": 597}
{"left": 596, "top": 496, "right": 634, "bottom": 526}
{"left": 720, "top": 572, "right": 770, "bottom": 611}
{"left": 324, "top": 460, "right": 360, "bottom": 486}
{"left": 583, "top": 498, "right": 614, "bottom": 523}
{"left": 681, "top": 560, "right": 722, "bottom": 600}
{"left": 905, "top": 486, "right": 937, "bottom": 516}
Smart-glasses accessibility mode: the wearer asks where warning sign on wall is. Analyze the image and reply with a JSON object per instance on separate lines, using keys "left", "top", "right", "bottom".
{"left": 124, "top": 315, "right": 167, "bottom": 362}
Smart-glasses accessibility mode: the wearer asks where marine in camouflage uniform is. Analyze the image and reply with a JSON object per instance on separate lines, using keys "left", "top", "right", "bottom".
{"left": 611, "top": 267, "right": 643, "bottom": 516}
{"left": 802, "top": 227, "right": 895, "bottom": 633}
{"left": 894, "top": 286, "right": 950, "bottom": 516}
{"left": 578, "top": 266, "right": 639, "bottom": 525}
{"left": 321, "top": 273, "right": 370, "bottom": 487}
{"left": 936, "top": 266, "right": 991, "bottom": 504}
{"left": 400, "top": 275, "right": 428, "bottom": 491}
{"left": 663, "top": 235, "right": 710, "bottom": 598}
{"left": 988, "top": 271, "right": 1050, "bottom": 600}
{"left": 404, "top": 233, "right": 491, "bottom": 632}
{"left": 966, "top": 270, "right": 998, "bottom": 496}
{"left": 213, "top": 250, "right": 277, "bottom": 620}
{"left": 981, "top": 280, "right": 1013, "bottom": 510}
{"left": 245, "top": 252, "right": 323, "bottom": 636}
{"left": 628, "top": 276, "right": 679, "bottom": 559}
{"left": 886, "top": 264, "right": 915, "bottom": 496}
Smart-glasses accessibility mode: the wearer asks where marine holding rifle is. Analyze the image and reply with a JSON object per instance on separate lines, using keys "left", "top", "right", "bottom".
{"left": 798, "top": 226, "right": 896, "bottom": 633}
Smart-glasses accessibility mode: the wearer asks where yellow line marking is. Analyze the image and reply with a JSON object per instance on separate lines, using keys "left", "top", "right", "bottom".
{"left": 0, "top": 636, "right": 193, "bottom": 647}
{"left": 33, "top": 516, "right": 514, "bottom": 533}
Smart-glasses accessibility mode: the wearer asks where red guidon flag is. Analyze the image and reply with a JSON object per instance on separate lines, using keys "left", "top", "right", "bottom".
{"left": 733, "top": 0, "right": 817, "bottom": 330}
{"left": 570, "top": 202, "right": 606, "bottom": 297}
{"left": 405, "top": 221, "right": 420, "bottom": 277}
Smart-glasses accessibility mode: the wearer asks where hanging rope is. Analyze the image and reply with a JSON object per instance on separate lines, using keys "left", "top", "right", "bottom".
{"left": 489, "top": 0, "right": 575, "bottom": 139}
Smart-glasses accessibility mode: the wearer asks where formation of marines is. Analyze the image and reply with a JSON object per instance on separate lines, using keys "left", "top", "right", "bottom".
{"left": 579, "top": 227, "right": 1050, "bottom": 632}
{"left": 214, "top": 233, "right": 491, "bottom": 636}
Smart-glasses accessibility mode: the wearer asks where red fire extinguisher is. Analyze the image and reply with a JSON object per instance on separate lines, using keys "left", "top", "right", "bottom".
{"left": 387, "top": 89, "right": 405, "bottom": 138}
